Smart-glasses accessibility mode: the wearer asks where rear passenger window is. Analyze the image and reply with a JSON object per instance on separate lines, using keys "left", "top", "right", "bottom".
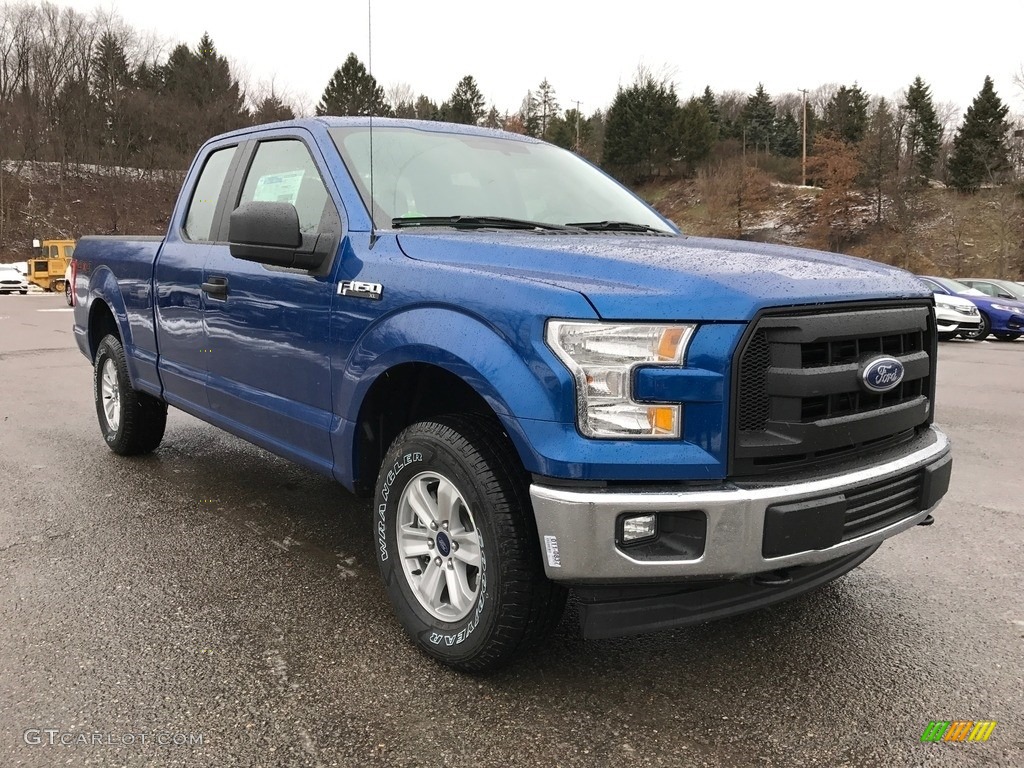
{"left": 237, "top": 140, "right": 330, "bottom": 235}
{"left": 184, "top": 146, "right": 237, "bottom": 241}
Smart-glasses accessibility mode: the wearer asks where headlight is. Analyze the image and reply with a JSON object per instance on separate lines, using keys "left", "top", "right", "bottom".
{"left": 990, "top": 303, "right": 1020, "bottom": 313}
{"left": 934, "top": 296, "right": 959, "bottom": 310}
{"left": 546, "top": 320, "right": 696, "bottom": 438}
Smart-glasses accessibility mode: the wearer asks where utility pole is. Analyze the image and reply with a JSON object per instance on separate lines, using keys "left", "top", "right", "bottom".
{"left": 799, "top": 88, "right": 808, "bottom": 186}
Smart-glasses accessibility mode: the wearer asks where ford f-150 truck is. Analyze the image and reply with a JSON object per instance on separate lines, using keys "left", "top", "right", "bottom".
{"left": 73, "top": 118, "right": 952, "bottom": 670}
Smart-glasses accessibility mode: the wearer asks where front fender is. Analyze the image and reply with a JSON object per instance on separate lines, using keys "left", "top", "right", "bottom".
{"left": 332, "top": 306, "right": 580, "bottom": 487}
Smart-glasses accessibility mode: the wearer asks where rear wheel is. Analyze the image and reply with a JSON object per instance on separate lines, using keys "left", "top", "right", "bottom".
{"left": 94, "top": 334, "right": 167, "bottom": 455}
{"left": 374, "top": 415, "right": 566, "bottom": 671}
{"left": 992, "top": 332, "right": 1021, "bottom": 342}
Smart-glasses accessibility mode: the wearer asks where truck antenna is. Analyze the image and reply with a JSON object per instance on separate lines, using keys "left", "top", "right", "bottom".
{"left": 367, "top": 0, "right": 378, "bottom": 248}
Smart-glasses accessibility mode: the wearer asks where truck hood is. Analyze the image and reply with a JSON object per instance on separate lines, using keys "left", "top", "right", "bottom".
{"left": 395, "top": 232, "right": 931, "bottom": 321}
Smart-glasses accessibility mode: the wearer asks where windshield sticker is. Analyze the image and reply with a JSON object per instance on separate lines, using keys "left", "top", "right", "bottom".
{"left": 253, "top": 170, "right": 305, "bottom": 205}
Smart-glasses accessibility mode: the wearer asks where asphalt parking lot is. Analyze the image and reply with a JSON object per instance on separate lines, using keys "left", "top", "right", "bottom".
{"left": 0, "top": 293, "right": 1021, "bottom": 767}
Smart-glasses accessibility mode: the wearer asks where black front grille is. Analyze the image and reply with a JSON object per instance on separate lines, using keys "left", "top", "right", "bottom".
{"left": 732, "top": 302, "right": 936, "bottom": 477}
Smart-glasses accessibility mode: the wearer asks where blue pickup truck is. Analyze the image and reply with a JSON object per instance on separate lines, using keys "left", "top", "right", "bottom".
{"left": 73, "top": 118, "right": 952, "bottom": 670}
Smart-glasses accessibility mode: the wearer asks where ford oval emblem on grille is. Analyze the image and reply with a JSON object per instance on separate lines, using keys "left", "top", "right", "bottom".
{"left": 861, "top": 357, "right": 905, "bottom": 393}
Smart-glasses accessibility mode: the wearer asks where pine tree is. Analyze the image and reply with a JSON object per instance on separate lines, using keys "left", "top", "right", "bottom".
{"left": 822, "top": 84, "right": 868, "bottom": 144}
{"left": 413, "top": 95, "right": 438, "bottom": 120}
{"left": 774, "top": 113, "right": 801, "bottom": 158}
{"left": 253, "top": 93, "right": 295, "bottom": 124}
{"left": 520, "top": 91, "right": 541, "bottom": 137}
{"left": 902, "top": 76, "right": 942, "bottom": 184}
{"left": 699, "top": 86, "right": 720, "bottom": 128}
{"left": 535, "top": 78, "right": 559, "bottom": 137}
{"left": 741, "top": 84, "right": 776, "bottom": 152}
{"left": 677, "top": 98, "right": 714, "bottom": 174}
{"left": 948, "top": 76, "right": 1011, "bottom": 191}
{"left": 316, "top": 53, "right": 390, "bottom": 116}
{"left": 859, "top": 98, "right": 899, "bottom": 224}
{"left": 603, "top": 70, "right": 682, "bottom": 182}
{"left": 446, "top": 75, "right": 486, "bottom": 125}
{"left": 92, "top": 32, "right": 134, "bottom": 157}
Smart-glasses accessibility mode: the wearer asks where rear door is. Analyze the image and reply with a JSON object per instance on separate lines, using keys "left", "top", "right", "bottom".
{"left": 202, "top": 132, "right": 341, "bottom": 474}
{"left": 155, "top": 142, "right": 240, "bottom": 412}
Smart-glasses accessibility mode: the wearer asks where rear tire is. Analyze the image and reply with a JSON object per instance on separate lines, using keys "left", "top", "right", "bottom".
{"left": 94, "top": 334, "right": 167, "bottom": 455}
{"left": 374, "top": 415, "right": 566, "bottom": 671}
{"left": 65, "top": 280, "right": 73, "bottom": 305}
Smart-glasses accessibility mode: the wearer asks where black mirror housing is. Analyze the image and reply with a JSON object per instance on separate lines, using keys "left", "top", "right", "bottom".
{"left": 229, "top": 201, "right": 325, "bottom": 269}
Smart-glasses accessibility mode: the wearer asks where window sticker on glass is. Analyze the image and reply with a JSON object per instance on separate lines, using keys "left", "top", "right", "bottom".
{"left": 253, "top": 170, "right": 305, "bottom": 205}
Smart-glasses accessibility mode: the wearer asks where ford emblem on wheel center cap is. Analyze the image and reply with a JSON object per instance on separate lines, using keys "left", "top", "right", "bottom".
{"left": 435, "top": 531, "right": 451, "bottom": 557}
{"left": 861, "top": 356, "right": 905, "bottom": 393}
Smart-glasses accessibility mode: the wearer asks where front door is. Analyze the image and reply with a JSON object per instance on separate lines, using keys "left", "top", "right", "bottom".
{"left": 202, "top": 135, "right": 340, "bottom": 474}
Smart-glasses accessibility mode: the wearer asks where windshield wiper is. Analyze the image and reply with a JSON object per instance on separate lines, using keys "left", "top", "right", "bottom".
{"left": 565, "top": 220, "right": 669, "bottom": 233}
{"left": 392, "top": 215, "right": 582, "bottom": 232}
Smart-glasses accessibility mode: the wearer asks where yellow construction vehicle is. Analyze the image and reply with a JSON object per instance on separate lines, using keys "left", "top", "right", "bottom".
{"left": 27, "top": 238, "right": 76, "bottom": 292}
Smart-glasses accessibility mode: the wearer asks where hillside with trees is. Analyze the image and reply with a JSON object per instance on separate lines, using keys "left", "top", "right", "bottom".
{"left": 1, "top": 1, "right": 1022, "bottom": 278}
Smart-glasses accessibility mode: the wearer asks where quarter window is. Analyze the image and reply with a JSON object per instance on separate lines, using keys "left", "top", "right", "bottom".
{"left": 184, "top": 146, "right": 237, "bottom": 241}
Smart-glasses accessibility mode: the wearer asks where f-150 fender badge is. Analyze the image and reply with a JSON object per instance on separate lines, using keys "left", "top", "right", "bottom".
{"left": 338, "top": 280, "right": 383, "bottom": 300}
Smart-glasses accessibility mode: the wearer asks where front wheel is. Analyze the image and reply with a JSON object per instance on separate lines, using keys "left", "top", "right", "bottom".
{"left": 962, "top": 312, "right": 990, "bottom": 341}
{"left": 94, "top": 334, "right": 167, "bottom": 455}
{"left": 374, "top": 415, "right": 566, "bottom": 671}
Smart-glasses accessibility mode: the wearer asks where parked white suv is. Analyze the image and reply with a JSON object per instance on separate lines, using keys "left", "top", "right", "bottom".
{"left": 934, "top": 292, "right": 981, "bottom": 340}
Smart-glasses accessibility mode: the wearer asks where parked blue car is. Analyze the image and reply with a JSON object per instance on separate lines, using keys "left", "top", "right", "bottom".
{"left": 919, "top": 276, "right": 1024, "bottom": 341}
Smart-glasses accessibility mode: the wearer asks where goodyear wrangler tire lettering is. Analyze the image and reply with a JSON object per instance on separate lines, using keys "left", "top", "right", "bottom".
{"left": 372, "top": 415, "right": 567, "bottom": 672}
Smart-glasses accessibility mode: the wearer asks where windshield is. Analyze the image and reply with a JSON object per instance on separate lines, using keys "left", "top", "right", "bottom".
{"left": 329, "top": 126, "right": 675, "bottom": 233}
{"left": 992, "top": 281, "right": 1024, "bottom": 299}
{"left": 927, "top": 276, "right": 984, "bottom": 296}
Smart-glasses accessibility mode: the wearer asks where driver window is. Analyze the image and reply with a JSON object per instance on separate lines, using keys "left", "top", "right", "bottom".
{"left": 238, "top": 140, "right": 330, "bottom": 235}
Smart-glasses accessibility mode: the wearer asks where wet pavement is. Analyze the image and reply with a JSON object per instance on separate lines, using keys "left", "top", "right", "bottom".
{"left": 0, "top": 294, "right": 1021, "bottom": 767}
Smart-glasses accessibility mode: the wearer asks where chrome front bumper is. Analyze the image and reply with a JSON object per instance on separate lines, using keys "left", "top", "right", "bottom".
{"left": 530, "top": 427, "right": 951, "bottom": 583}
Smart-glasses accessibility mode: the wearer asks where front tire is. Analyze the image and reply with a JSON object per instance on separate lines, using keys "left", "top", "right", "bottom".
{"left": 65, "top": 280, "right": 73, "bottom": 305}
{"left": 992, "top": 332, "right": 1021, "bottom": 342}
{"left": 94, "top": 334, "right": 167, "bottom": 455}
{"left": 374, "top": 415, "right": 566, "bottom": 671}
{"left": 963, "top": 312, "right": 990, "bottom": 341}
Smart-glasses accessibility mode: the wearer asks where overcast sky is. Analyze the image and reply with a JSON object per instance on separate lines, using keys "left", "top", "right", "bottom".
{"left": 63, "top": 0, "right": 1024, "bottom": 121}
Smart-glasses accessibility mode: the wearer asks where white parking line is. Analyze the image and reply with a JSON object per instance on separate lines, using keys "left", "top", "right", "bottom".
{"left": 37, "top": 308, "right": 73, "bottom": 313}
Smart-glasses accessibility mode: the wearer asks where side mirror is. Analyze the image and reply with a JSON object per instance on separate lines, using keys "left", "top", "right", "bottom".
{"left": 229, "top": 201, "right": 326, "bottom": 270}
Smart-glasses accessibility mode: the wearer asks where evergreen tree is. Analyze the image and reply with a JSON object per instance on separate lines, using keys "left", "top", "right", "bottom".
{"left": 774, "top": 112, "right": 801, "bottom": 158}
{"left": 535, "top": 78, "right": 559, "bottom": 137}
{"left": 902, "top": 76, "right": 942, "bottom": 184}
{"left": 520, "top": 90, "right": 541, "bottom": 137}
{"left": 316, "top": 53, "right": 390, "bottom": 116}
{"left": 413, "top": 94, "right": 438, "bottom": 120}
{"left": 741, "top": 84, "right": 776, "bottom": 152}
{"left": 822, "top": 84, "right": 868, "bottom": 144}
{"left": 91, "top": 32, "right": 134, "bottom": 157}
{"left": 859, "top": 98, "right": 900, "bottom": 224}
{"left": 253, "top": 93, "right": 295, "bottom": 124}
{"left": 677, "top": 98, "right": 714, "bottom": 174}
{"left": 699, "top": 86, "right": 720, "bottom": 128}
{"left": 483, "top": 106, "right": 502, "bottom": 129}
{"left": 948, "top": 76, "right": 1011, "bottom": 191}
{"left": 446, "top": 75, "right": 486, "bottom": 125}
{"left": 603, "top": 70, "right": 682, "bottom": 182}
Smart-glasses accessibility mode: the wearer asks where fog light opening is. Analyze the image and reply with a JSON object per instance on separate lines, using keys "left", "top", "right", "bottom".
{"left": 621, "top": 514, "right": 658, "bottom": 544}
